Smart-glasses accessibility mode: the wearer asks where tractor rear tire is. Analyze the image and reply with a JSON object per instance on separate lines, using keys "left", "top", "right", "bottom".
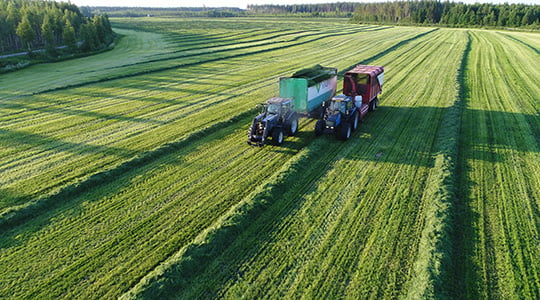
{"left": 315, "top": 120, "right": 325, "bottom": 136}
{"left": 338, "top": 123, "right": 351, "bottom": 141}
{"left": 272, "top": 128, "right": 284, "bottom": 146}
{"left": 287, "top": 117, "right": 299, "bottom": 136}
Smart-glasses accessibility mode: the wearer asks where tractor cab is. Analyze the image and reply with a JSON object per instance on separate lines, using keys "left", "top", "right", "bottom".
{"left": 265, "top": 97, "right": 292, "bottom": 116}
{"left": 324, "top": 95, "right": 354, "bottom": 128}
{"left": 328, "top": 95, "right": 350, "bottom": 114}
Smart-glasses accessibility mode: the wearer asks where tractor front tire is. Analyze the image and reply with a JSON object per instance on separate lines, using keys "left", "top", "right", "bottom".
{"left": 338, "top": 123, "right": 351, "bottom": 141}
{"left": 315, "top": 120, "right": 326, "bottom": 136}
{"left": 272, "top": 128, "right": 284, "bottom": 146}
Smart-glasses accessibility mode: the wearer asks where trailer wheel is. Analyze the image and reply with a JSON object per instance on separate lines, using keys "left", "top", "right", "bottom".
{"left": 351, "top": 112, "right": 359, "bottom": 131}
{"left": 373, "top": 98, "right": 379, "bottom": 110}
{"left": 338, "top": 123, "right": 351, "bottom": 141}
{"left": 272, "top": 128, "right": 284, "bottom": 146}
{"left": 287, "top": 117, "right": 299, "bottom": 136}
{"left": 315, "top": 120, "right": 325, "bottom": 136}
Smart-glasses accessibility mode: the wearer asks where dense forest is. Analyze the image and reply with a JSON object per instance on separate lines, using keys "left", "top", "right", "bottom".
{"left": 247, "top": 3, "right": 357, "bottom": 17}
{"left": 0, "top": 0, "right": 114, "bottom": 55}
{"left": 248, "top": 1, "right": 540, "bottom": 28}
{"left": 351, "top": 1, "right": 540, "bottom": 27}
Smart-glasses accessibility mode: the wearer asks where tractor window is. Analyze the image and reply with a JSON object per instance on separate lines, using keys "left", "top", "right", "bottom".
{"left": 339, "top": 102, "right": 347, "bottom": 114}
{"left": 267, "top": 103, "right": 280, "bottom": 114}
{"left": 329, "top": 101, "right": 338, "bottom": 112}
{"left": 329, "top": 101, "right": 346, "bottom": 114}
{"left": 282, "top": 103, "right": 290, "bottom": 112}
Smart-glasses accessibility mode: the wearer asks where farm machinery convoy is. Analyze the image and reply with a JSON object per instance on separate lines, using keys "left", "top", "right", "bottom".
{"left": 247, "top": 64, "right": 384, "bottom": 146}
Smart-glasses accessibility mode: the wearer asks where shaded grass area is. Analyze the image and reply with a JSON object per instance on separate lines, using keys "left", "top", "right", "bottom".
{"left": 452, "top": 30, "right": 540, "bottom": 299}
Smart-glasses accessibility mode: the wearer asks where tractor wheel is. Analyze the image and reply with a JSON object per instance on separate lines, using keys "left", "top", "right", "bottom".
{"left": 351, "top": 112, "right": 359, "bottom": 131}
{"left": 315, "top": 120, "right": 326, "bottom": 136}
{"left": 288, "top": 117, "right": 299, "bottom": 136}
{"left": 272, "top": 128, "right": 284, "bottom": 146}
{"left": 338, "top": 123, "right": 351, "bottom": 141}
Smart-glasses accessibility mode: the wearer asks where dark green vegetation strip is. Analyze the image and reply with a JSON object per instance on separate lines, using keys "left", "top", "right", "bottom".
{"left": 405, "top": 30, "right": 470, "bottom": 299}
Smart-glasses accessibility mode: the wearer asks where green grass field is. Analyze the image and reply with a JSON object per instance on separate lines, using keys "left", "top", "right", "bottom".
{"left": 0, "top": 17, "right": 538, "bottom": 299}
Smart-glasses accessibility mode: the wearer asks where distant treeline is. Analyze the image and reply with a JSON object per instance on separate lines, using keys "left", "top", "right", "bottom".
{"left": 88, "top": 7, "right": 246, "bottom": 18}
{"left": 249, "top": 1, "right": 539, "bottom": 28}
{"left": 351, "top": 1, "right": 540, "bottom": 28}
{"left": 247, "top": 3, "right": 356, "bottom": 17}
{"left": 0, "top": 0, "right": 114, "bottom": 55}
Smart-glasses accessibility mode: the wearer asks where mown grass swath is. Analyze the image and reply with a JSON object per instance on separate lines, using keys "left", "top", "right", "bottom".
{"left": 0, "top": 19, "right": 413, "bottom": 212}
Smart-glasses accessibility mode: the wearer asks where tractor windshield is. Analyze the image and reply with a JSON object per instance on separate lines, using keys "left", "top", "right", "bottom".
{"left": 329, "top": 101, "right": 346, "bottom": 114}
{"left": 267, "top": 103, "right": 280, "bottom": 114}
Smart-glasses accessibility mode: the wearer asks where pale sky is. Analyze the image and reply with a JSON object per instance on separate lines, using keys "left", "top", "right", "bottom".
{"left": 69, "top": 0, "right": 539, "bottom": 9}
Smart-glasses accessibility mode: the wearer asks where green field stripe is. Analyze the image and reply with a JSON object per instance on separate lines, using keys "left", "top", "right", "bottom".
{"left": 0, "top": 117, "right": 310, "bottom": 298}
{"left": 405, "top": 29, "right": 470, "bottom": 299}
{"left": 2, "top": 22, "right": 430, "bottom": 297}
{"left": 120, "top": 135, "right": 344, "bottom": 300}
{"left": 3, "top": 17, "right": 537, "bottom": 298}
{"left": 453, "top": 29, "right": 540, "bottom": 299}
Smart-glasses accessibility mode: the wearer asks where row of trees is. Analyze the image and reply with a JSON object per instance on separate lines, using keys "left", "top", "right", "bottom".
{"left": 88, "top": 6, "right": 245, "bottom": 18}
{"left": 0, "top": 0, "right": 114, "bottom": 55}
{"left": 351, "top": 1, "right": 540, "bottom": 27}
{"left": 247, "top": 1, "right": 539, "bottom": 28}
{"left": 247, "top": 3, "right": 356, "bottom": 17}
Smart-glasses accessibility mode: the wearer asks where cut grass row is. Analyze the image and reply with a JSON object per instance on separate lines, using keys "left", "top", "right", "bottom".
{"left": 3, "top": 17, "right": 536, "bottom": 298}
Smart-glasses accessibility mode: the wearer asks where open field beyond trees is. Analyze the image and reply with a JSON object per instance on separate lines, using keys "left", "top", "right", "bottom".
{"left": 0, "top": 17, "right": 538, "bottom": 299}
